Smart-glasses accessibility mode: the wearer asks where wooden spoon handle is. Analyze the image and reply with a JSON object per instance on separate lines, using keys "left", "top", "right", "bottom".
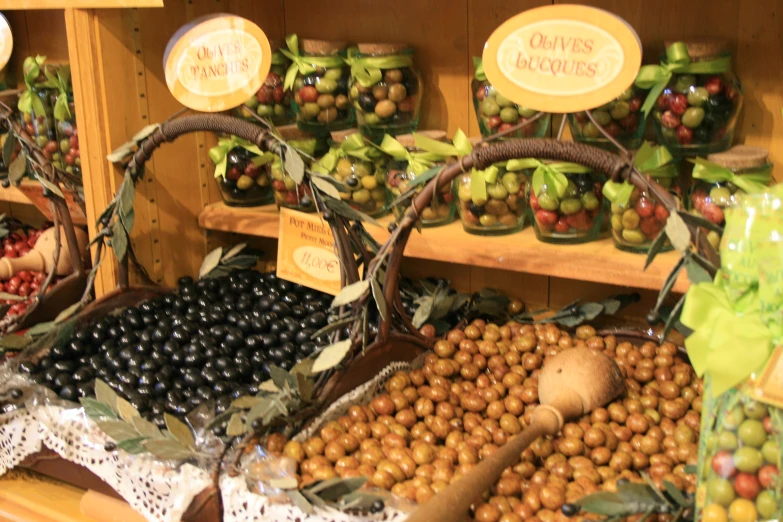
{"left": 404, "top": 420, "right": 553, "bottom": 522}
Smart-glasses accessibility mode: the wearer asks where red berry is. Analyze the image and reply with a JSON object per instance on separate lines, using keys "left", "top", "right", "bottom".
{"left": 299, "top": 86, "right": 318, "bottom": 103}
{"left": 529, "top": 192, "right": 541, "bottom": 211}
{"left": 386, "top": 170, "right": 401, "bottom": 188}
{"left": 628, "top": 97, "right": 642, "bottom": 113}
{"left": 705, "top": 76, "right": 723, "bottom": 95}
{"left": 640, "top": 216, "right": 662, "bottom": 239}
{"left": 668, "top": 93, "right": 688, "bottom": 115}
{"left": 17, "top": 246, "right": 29, "bottom": 256}
{"left": 554, "top": 218, "right": 571, "bottom": 233}
{"left": 34, "top": 272, "right": 45, "bottom": 283}
{"left": 462, "top": 208, "right": 479, "bottom": 225}
{"left": 656, "top": 93, "right": 672, "bottom": 111}
{"left": 487, "top": 115, "right": 502, "bottom": 130}
{"left": 17, "top": 271, "right": 32, "bottom": 282}
{"left": 244, "top": 164, "right": 260, "bottom": 179}
{"left": 701, "top": 203, "right": 725, "bottom": 225}
{"left": 711, "top": 451, "right": 736, "bottom": 478}
{"left": 733, "top": 472, "right": 761, "bottom": 500}
{"left": 442, "top": 192, "right": 453, "bottom": 204}
{"left": 604, "top": 122, "right": 622, "bottom": 137}
{"left": 763, "top": 416, "right": 773, "bottom": 433}
{"left": 675, "top": 125, "right": 693, "bottom": 145}
{"left": 70, "top": 136, "right": 79, "bottom": 148}
{"left": 497, "top": 123, "right": 514, "bottom": 133}
{"left": 30, "top": 281, "right": 39, "bottom": 291}
{"left": 535, "top": 210, "right": 558, "bottom": 228}
{"left": 475, "top": 87, "right": 486, "bottom": 101}
{"left": 758, "top": 464, "right": 778, "bottom": 489}
{"left": 272, "top": 180, "right": 287, "bottom": 192}
{"left": 17, "top": 283, "right": 31, "bottom": 297}
{"left": 4, "top": 250, "right": 16, "bottom": 259}
{"left": 0, "top": 282, "right": 4, "bottom": 292}
{"left": 27, "top": 238, "right": 36, "bottom": 248}
{"left": 272, "top": 85, "right": 285, "bottom": 104}
{"left": 226, "top": 167, "right": 242, "bottom": 181}
{"left": 256, "top": 86, "right": 273, "bottom": 104}
{"left": 8, "top": 276, "right": 20, "bottom": 287}
{"left": 660, "top": 111, "right": 681, "bottom": 129}
{"left": 45, "top": 141, "right": 58, "bottom": 153}
{"left": 654, "top": 205, "right": 670, "bottom": 222}
{"left": 618, "top": 112, "right": 639, "bottom": 131}
{"left": 635, "top": 197, "right": 655, "bottom": 218}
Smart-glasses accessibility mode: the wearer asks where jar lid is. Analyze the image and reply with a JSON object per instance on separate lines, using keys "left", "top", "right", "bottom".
{"left": 664, "top": 38, "right": 729, "bottom": 59}
{"left": 300, "top": 39, "right": 347, "bottom": 54}
{"left": 277, "top": 124, "right": 318, "bottom": 140}
{"left": 396, "top": 130, "right": 447, "bottom": 148}
{"left": 356, "top": 43, "right": 409, "bottom": 54}
{"left": 707, "top": 145, "right": 770, "bottom": 170}
{"left": 330, "top": 129, "right": 361, "bottom": 143}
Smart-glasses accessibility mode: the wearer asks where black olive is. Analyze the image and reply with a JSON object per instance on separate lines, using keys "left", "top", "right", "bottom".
{"left": 280, "top": 342, "right": 297, "bottom": 360}
{"left": 222, "top": 367, "right": 240, "bottom": 381}
{"left": 137, "top": 385, "right": 154, "bottom": 397}
{"left": 359, "top": 92, "right": 377, "bottom": 112}
{"left": 261, "top": 334, "right": 279, "bottom": 349}
{"left": 170, "top": 351, "right": 187, "bottom": 366}
{"left": 299, "top": 342, "right": 316, "bottom": 356}
{"left": 213, "top": 381, "right": 230, "bottom": 394}
{"left": 72, "top": 367, "right": 92, "bottom": 383}
{"left": 53, "top": 373, "right": 74, "bottom": 388}
{"left": 50, "top": 345, "right": 69, "bottom": 360}
{"left": 77, "top": 382, "right": 94, "bottom": 398}
{"left": 18, "top": 360, "right": 38, "bottom": 373}
{"left": 561, "top": 504, "right": 579, "bottom": 517}
{"left": 53, "top": 360, "right": 76, "bottom": 373}
{"left": 271, "top": 302, "right": 291, "bottom": 317}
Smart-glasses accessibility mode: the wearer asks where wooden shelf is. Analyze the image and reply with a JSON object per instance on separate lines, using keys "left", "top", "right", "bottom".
{"left": 199, "top": 202, "right": 689, "bottom": 294}
{"left": 0, "top": 182, "right": 34, "bottom": 205}
{"left": 0, "top": 469, "right": 92, "bottom": 522}
{"left": 0, "top": 0, "right": 163, "bottom": 8}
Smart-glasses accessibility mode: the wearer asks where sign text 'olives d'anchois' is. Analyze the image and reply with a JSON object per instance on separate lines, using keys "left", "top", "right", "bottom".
{"left": 482, "top": 5, "right": 642, "bottom": 114}
{"left": 0, "top": 14, "right": 13, "bottom": 72}
{"left": 164, "top": 14, "right": 271, "bottom": 112}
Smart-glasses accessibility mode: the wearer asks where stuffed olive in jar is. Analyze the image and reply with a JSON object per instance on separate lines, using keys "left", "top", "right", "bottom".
{"left": 283, "top": 36, "right": 353, "bottom": 134}
{"left": 349, "top": 44, "right": 422, "bottom": 142}
{"left": 235, "top": 47, "right": 294, "bottom": 126}
{"left": 209, "top": 136, "right": 275, "bottom": 207}
{"left": 312, "top": 129, "right": 388, "bottom": 217}
{"left": 567, "top": 85, "right": 646, "bottom": 151}
{"left": 455, "top": 161, "right": 527, "bottom": 236}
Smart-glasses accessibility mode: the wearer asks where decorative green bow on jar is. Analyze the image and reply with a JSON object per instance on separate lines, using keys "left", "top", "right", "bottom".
{"left": 312, "top": 132, "right": 380, "bottom": 174}
{"left": 603, "top": 142, "right": 678, "bottom": 207}
{"left": 209, "top": 136, "right": 275, "bottom": 179}
{"left": 279, "top": 34, "right": 346, "bottom": 92}
{"left": 690, "top": 158, "right": 771, "bottom": 195}
{"left": 346, "top": 47, "right": 414, "bottom": 89}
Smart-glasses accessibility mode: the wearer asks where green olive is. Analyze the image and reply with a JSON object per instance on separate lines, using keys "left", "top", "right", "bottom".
{"left": 674, "top": 74, "right": 696, "bottom": 94}
{"left": 274, "top": 104, "right": 286, "bottom": 117}
{"left": 479, "top": 214, "right": 498, "bottom": 226}
{"left": 284, "top": 176, "right": 297, "bottom": 191}
{"left": 236, "top": 175, "right": 254, "bottom": 190}
{"left": 481, "top": 98, "right": 500, "bottom": 117}
{"left": 363, "top": 113, "right": 381, "bottom": 125}
{"left": 495, "top": 93, "right": 513, "bottom": 107}
{"left": 707, "top": 230, "right": 721, "bottom": 250}
{"left": 582, "top": 122, "right": 601, "bottom": 138}
{"left": 716, "top": 430, "right": 738, "bottom": 450}
{"left": 621, "top": 208, "right": 640, "bottom": 229}
{"left": 336, "top": 158, "right": 353, "bottom": 177}
{"left": 611, "top": 214, "right": 624, "bottom": 232}
{"left": 591, "top": 110, "right": 611, "bottom": 126}
{"left": 564, "top": 180, "right": 579, "bottom": 198}
{"left": 611, "top": 203, "right": 625, "bottom": 214}
{"left": 724, "top": 407, "right": 745, "bottom": 429}
{"left": 458, "top": 183, "right": 472, "bottom": 202}
{"left": 610, "top": 101, "right": 630, "bottom": 120}
{"left": 487, "top": 183, "right": 508, "bottom": 200}
{"left": 597, "top": 100, "right": 615, "bottom": 111}
{"left": 733, "top": 446, "right": 763, "bottom": 473}
{"left": 706, "top": 477, "right": 735, "bottom": 507}
{"left": 375, "top": 100, "right": 396, "bottom": 119}
{"left": 303, "top": 103, "right": 321, "bottom": 119}
{"left": 501, "top": 173, "right": 521, "bottom": 194}
{"left": 350, "top": 85, "right": 359, "bottom": 100}
{"left": 618, "top": 87, "right": 634, "bottom": 101}
{"left": 687, "top": 87, "right": 710, "bottom": 107}
{"left": 500, "top": 107, "right": 519, "bottom": 123}
{"left": 388, "top": 84, "right": 407, "bottom": 103}
{"left": 622, "top": 229, "right": 646, "bottom": 244}
{"left": 244, "top": 97, "right": 259, "bottom": 109}
{"left": 743, "top": 401, "right": 768, "bottom": 420}
{"left": 36, "top": 136, "right": 48, "bottom": 148}
{"left": 682, "top": 107, "right": 705, "bottom": 128}
{"left": 317, "top": 94, "right": 335, "bottom": 108}
{"left": 537, "top": 192, "right": 559, "bottom": 211}
{"left": 560, "top": 198, "right": 582, "bottom": 215}
{"left": 757, "top": 491, "right": 778, "bottom": 519}
{"left": 762, "top": 439, "right": 780, "bottom": 463}
{"left": 485, "top": 199, "right": 509, "bottom": 216}
{"left": 384, "top": 69, "right": 403, "bottom": 83}
{"left": 372, "top": 84, "right": 388, "bottom": 100}
{"left": 354, "top": 162, "right": 372, "bottom": 178}
{"left": 324, "top": 68, "right": 343, "bottom": 80}
{"left": 352, "top": 188, "right": 371, "bottom": 204}
{"left": 581, "top": 192, "right": 599, "bottom": 210}
{"left": 315, "top": 77, "right": 338, "bottom": 94}
{"left": 709, "top": 186, "right": 732, "bottom": 206}
{"left": 371, "top": 187, "right": 387, "bottom": 202}
{"left": 257, "top": 104, "right": 274, "bottom": 117}
{"left": 738, "top": 419, "right": 767, "bottom": 448}
{"left": 518, "top": 107, "right": 538, "bottom": 118}
{"left": 294, "top": 77, "right": 304, "bottom": 91}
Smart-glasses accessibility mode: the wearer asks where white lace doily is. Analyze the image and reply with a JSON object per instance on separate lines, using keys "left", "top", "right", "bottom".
{"left": 222, "top": 362, "right": 414, "bottom": 522}
{"left": 0, "top": 407, "right": 42, "bottom": 476}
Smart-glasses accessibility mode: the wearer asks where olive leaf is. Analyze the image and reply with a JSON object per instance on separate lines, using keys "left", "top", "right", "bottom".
{"left": 664, "top": 212, "right": 690, "bottom": 253}
{"left": 117, "top": 437, "right": 148, "bottom": 455}
{"left": 601, "top": 298, "right": 622, "bottom": 316}
{"left": 269, "top": 364, "right": 297, "bottom": 391}
{"left": 616, "top": 481, "right": 662, "bottom": 505}
{"left": 663, "top": 294, "right": 686, "bottom": 339}
{"left": 131, "top": 123, "right": 160, "bottom": 143}
{"left": 0, "top": 334, "right": 33, "bottom": 349}
{"left": 645, "top": 228, "right": 668, "bottom": 270}
{"left": 322, "top": 198, "right": 381, "bottom": 227}
{"left": 54, "top": 302, "right": 81, "bottom": 324}
{"left": 34, "top": 175, "right": 65, "bottom": 199}
{"left": 579, "top": 302, "right": 605, "bottom": 321}
{"left": 226, "top": 412, "right": 245, "bottom": 436}
{"left": 131, "top": 417, "right": 162, "bottom": 439}
{"left": 653, "top": 257, "right": 686, "bottom": 314}
{"left": 663, "top": 481, "right": 688, "bottom": 507}
{"left": 678, "top": 209, "right": 723, "bottom": 233}
{"left": 296, "top": 371, "right": 314, "bottom": 402}
{"left": 8, "top": 154, "right": 26, "bottom": 184}
{"left": 231, "top": 396, "right": 264, "bottom": 409}
{"left": 258, "top": 380, "right": 280, "bottom": 393}
{"left": 306, "top": 477, "right": 367, "bottom": 501}
{"left": 311, "top": 176, "right": 341, "bottom": 200}
{"left": 311, "top": 339, "right": 352, "bottom": 373}
{"left": 111, "top": 220, "right": 128, "bottom": 261}
{"left": 94, "top": 380, "right": 119, "bottom": 414}
{"left": 199, "top": 247, "right": 223, "bottom": 278}
{"left": 575, "top": 491, "right": 633, "bottom": 516}
{"left": 142, "top": 439, "right": 195, "bottom": 460}
{"left": 291, "top": 358, "right": 314, "bottom": 376}
{"left": 2, "top": 129, "right": 14, "bottom": 167}
{"left": 97, "top": 420, "right": 141, "bottom": 442}
{"left": 285, "top": 490, "right": 314, "bottom": 515}
{"left": 331, "top": 280, "right": 370, "bottom": 308}
{"left": 116, "top": 396, "right": 140, "bottom": 423}
{"left": 284, "top": 145, "right": 305, "bottom": 184}
{"left": 412, "top": 296, "right": 433, "bottom": 328}
{"left": 79, "top": 398, "right": 117, "bottom": 420}
{"left": 685, "top": 256, "right": 713, "bottom": 284}
{"left": 338, "top": 491, "right": 386, "bottom": 511}
{"left": 310, "top": 316, "right": 354, "bottom": 340}
{"left": 221, "top": 243, "right": 246, "bottom": 263}
{"left": 106, "top": 142, "right": 135, "bottom": 163}
{"left": 370, "top": 278, "right": 388, "bottom": 322}
{"left": 164, "top": 413, "right": 195, "bottom": 450}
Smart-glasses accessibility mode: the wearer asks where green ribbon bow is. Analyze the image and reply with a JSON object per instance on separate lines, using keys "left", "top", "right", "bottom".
{"left": 379, "top": 134, "right": 453, "bottom": 176}
{"left": 279, "top": 34, "right": 346, "bottom": 92}
{"left": 208, "top": 136, "right": 275, "bottom": 179}
{"left": 681, "top": 273, "right": 778, "bottom": 396}
{"left": 287, "top": 138, "right": 318, "bottom": 157}
{"left": 470, "top": 165, "right": 499, "bottom": 203}
{"left": 690, "top": 158, "right": 771, "bottom": 194}
{"left": 635, "top": 42, "right": 731, "bottom": 117}
{"left": 347, "top": 47, "right": 414, "bottom": 88}
{"left": 603, "top": 143, "right": 678, "bottom": 206}
{"left": 505, "top": 158, "right": 591, "bottom": 198}
{"left": 39, "top": 64, "right": 72, "bottom": 122}
{"left": 473, "top": 57, "right": 486, "bottom": 82}
{"left": 17, "top": 55, "right": 48, "bottom": 117}
{"left": 313, "top": 132, "right": 378, "bottom": 173}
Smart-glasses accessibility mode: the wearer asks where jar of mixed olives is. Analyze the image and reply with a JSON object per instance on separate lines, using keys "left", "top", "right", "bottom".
{"left": 567, "top": 85, "right": 647, "bottom": 151}
{"left": 348, "top": 44, "right": 422, "bottom": 142}
{"left": 283, "top": 35, "right": 353, "bottom": 134}
{"left": 526, "top": 161, "right": 605, "bottom": 244}
{"left": 455, "top": 159, "right": 527, "bottom": 236}
{"left": 209, "top": 136, "right": 275, "bottom": 207}
{"left": 18, "top": 57, "right": 61, "bottom": 168}
{"left": 270, "top": 125, "right": 328, "bottom": 212}
{"left": 604, "top": 144, "right": 680, "bottom": 253}
{"left": 234, "top": 46, "right": 294, "bottom": 126}
{"left": 472, "top": 57, "right": 550, "bottom": 139}
{"left": 312, "top": 129, "right": 388, "bottom": 217}
{"left": 637, "top": 40, "right": 742, "bottom": 157}
{"left": 52, "top": 93, "right": 81, "bottom": 177}
{"left": 689, "top": 145, "right": 772, "bottom": 249}
{"left": 383, "top": 131, "right": 463, "bottom": 227}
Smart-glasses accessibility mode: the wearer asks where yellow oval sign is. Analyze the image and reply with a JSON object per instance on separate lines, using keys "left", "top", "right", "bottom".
{"left": 482, "top": 5, "right": 641, "bottom": 114}
{"left": 164, "top": 14, "right": 271, "bottom": 112}
{"left": 0, "top": 14, "right": 13, "bottom": 73}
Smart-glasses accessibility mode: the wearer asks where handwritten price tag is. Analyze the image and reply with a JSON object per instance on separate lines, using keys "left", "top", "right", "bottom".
{"left": 276, "top": 208, "right": 342, "bottom": 296}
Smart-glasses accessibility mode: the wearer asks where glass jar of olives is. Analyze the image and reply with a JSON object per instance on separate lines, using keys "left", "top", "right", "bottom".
{"left": 348, "top": 44, "right": 422, "bottom": 142}
{"left": 526, "top": 161, "right": 605, "bottom": 244}
{"left": 19, "top": 88, "right": 57, "bottom": 168}
{"left": 312, "top": 129, "right": 388, "bottom": 217}
{"left": 209, "top": 136, "right": 275, "bottom": 207}
{"left": 383, "top": 131, "right": 459, "bottom": 227}
{"left": 52, "top": 93, "right": 81, "bottom": 177}
{"left": 282, "top": 35, "right": 353, "bottom": 134}
{"left": 567, "top": 85, "right": 647, "bottom": 151}
{"left": 472, "top": 57, "right": 550, "bottom": 139}
{"left": 690, "top": 146, "right": 772, "bottom": 249}
{"left": 637, "top": 40, "right": 742, "bottom": 157}
{"left": 270, "top": 125, "right": 327, "bottom": 212}
{"left": 455, "top": 160, "right": 527, "bottom": 236}
{"left": 234, "top": 48, "right": 295, "bottom": 126}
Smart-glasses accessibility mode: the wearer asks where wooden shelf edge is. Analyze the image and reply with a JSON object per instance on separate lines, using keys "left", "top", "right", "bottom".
{"left": 0, "top": 183, "right": 34, "bottom": 205}
{"left": 0, "top": 0, "right": 163, "bottom": 8}
{"left": 199, "top": 202, "right": 690, "bottom": 294}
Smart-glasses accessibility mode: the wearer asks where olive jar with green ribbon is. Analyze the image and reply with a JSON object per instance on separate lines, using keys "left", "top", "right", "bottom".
{"left": 603, "top": 143, "right": 680, "bottom": 253}
{"left": 383, "top": 130, "right": 466, "bottom": 227}
{"left": 44, "top": 66, "right": 81, "bottom": 177}
{"left": 526, "top": 160, "right": 605, "bottom": 244}
{"left": 636, "top": 39, "right": 742, "bottom": 156}
{"left": 269, "top": 124, "right": 328, "bottom": 212}
{"left": 234, "top": 45, "right": 294, "bottom": 126}
{"left": 348, "top": 43, "right": 422, "bottom": 142}
{"left": 455, "top": 152, "right": 528, "bottom": 236}
{"left": 472, "top": 57, "right": 550, "bottom": 139}
{"left": 284, "top": 35, "right": 353, "bottom": 134}
{"left": 566, "top": 84, "right": 647, "bottom": 151}
{"left": 312, "top": 129, "right": 388, "bottom": 217}
{"left": 690, "top": 145, "right": 772, "bottom": 249}
{"left": 18, "top": 56, "right": 60, "bottom": 172}
{"left": 209, "top": 136, "right": 275, "bottom": 207}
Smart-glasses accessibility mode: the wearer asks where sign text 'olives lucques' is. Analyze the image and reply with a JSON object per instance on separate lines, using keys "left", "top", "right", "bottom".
{"left": 482, "top": 5, "right": 642, "bottom": 114}
{"left": 163, "top": 14, "right": 271, "bottom": 112}
{"left": 277, "top": 208, "right": 342, "bottom": 296}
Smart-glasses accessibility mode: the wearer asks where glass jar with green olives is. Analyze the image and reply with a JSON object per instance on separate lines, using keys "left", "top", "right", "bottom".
{"left": 52, "top": 93, "right": 81, "bottom": 177}
{"left": 348, "top": 44, "right": 422, "bottom": 142}
{"left": 234, "top": 48, "right": 294, "bottom": 126}
{"left": 526, "top": 162, "right": 605, "bottom": 244}
{"left": 690, "top": 146, "right": 772, "bottom": 250}
{"left": 312, "top": 129, "right": 388, "bottom": 217}
{"left": 284, "top": 36, "right": 353, "bottom": 134}
{"left": 19, "top": 88, "right": 58, "bottom": 170}
{"left": 383, "top": 131, "right": 454, "bottom": 227}
{"left": 638, "top": 40, "right": 742, "bottom": 157}
{"left": 567, "top": 85, "right": 647, "bottom": 151}
{"left": 455, "top": 161, "right": 527, "bottom": 236}
{"left": 209, "top": 137, "right": 275, "bottom": 207}
{"left": 269, "top": 125, "right": 328, "bottom": 212}
{"left": 472, "top": 57, "right": 550, "bottom": 139}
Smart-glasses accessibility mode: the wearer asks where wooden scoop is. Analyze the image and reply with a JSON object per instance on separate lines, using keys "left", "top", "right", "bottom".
{"left": 0, "top": 226, "right": 89, "bottom": 279}
{"left": 404, "top": 348, "right": 625, "bottom": 522}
